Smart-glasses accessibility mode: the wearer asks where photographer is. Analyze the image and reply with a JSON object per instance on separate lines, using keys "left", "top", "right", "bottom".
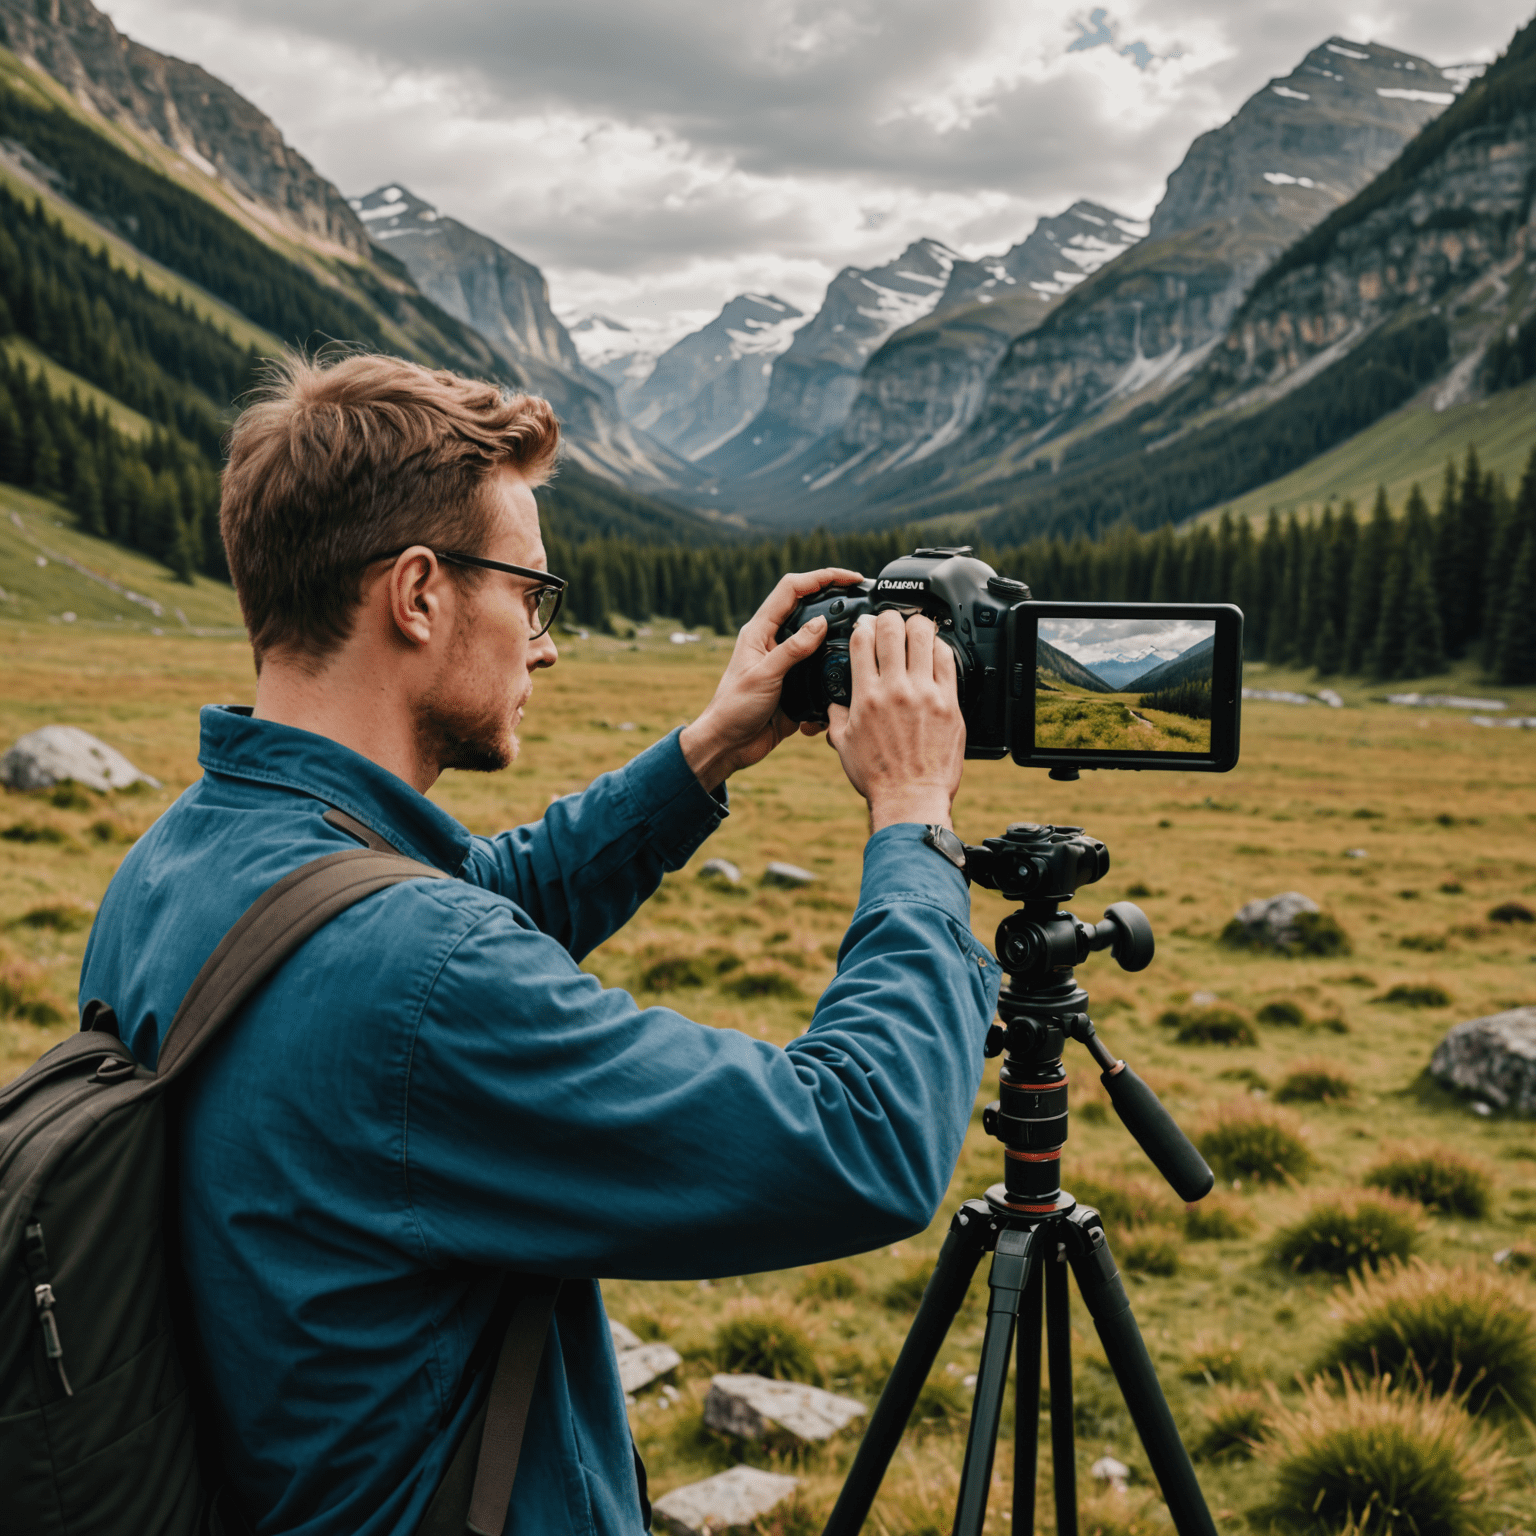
{"left": 80, "top": 354, "right": 999, "bottom": 1536}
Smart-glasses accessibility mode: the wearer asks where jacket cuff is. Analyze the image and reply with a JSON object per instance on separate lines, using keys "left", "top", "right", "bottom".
{"left": 623, "top": 727, "right": 730, "bottom": 870}
{"left": 858, "top": 823, "right": 974, "bottom": 932}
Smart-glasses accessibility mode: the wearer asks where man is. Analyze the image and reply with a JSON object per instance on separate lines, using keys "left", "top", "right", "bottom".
{"left": 81, "top": 354, "right": 999, "bottom": 1535}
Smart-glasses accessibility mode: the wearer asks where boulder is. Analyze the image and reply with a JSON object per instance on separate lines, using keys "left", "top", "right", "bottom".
{"left": 609, "top": 1319, "right": 643, "bottom": 1352}
{"left": 617, "top": 1342, "right": 682, "bottom": 1394}
{"left": 1091, "top": 1455, "right": 1130, "bottom": 1493}
{"left": 698, "top": 858, "right": 741, "bottom": 885}
{"left": 1222, "top": 892, "right": 1348, "bottom": 955}
{"left": 763, "top": 861, "right": 815, "bottom": 888}
{"left": 652, "top": 1466, "right": 799, "bottom": 1536}
{"left": 702, "top": 1373, "right": 864, "bottom": 1442}
{"left": 1, "top": 726, "right": 160, "bottom": 793}
{"left": 1430, "top": 1007, "right": 1536, "bottom": 1115}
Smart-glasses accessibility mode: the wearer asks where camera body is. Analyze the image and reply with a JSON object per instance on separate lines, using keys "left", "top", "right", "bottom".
{"left": 777, "top": 547, "right": 1031, "bottom": 760}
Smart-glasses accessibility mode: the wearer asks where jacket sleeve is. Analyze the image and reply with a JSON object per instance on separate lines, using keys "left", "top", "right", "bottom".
{"left": 459, "top": 727, "right": 727, "bottom": 959}
{"left": 401, "top": 824, "right": 1001, "bottom": 1278}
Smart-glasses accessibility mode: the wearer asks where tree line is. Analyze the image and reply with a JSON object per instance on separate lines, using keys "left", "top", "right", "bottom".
{"left": 545, "top": 442, "right": 1536, "bottom": 687}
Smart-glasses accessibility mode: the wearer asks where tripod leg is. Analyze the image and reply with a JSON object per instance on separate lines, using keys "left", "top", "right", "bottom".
{"left": 1012, "top": 1260, "right": 1043, "bottom": 1536}
{"left": 1063, "top": 1209, "right": 1217, "bottom": 1536}
{"left": 822, "top": 1205, "right": 993, "bottom": 1536}
{"left": 954, "top": 1226, "right": 1042, "bottom": 1536}
{"left": 1045, "top": 1243, "right": 1077, "bottom": 1536}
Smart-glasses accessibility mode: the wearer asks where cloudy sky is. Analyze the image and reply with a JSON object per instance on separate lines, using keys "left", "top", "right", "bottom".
{"left": 104, "top": 0, "right": 1531, "bottom": 348}
{"left": 1040, "top": 616, "right": 1213, "bottom": 665}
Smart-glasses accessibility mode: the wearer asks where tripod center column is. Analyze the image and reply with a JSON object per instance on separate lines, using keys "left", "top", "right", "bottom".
{"left": 983, "top": 1050, "right": 1069, "bottom": 1214}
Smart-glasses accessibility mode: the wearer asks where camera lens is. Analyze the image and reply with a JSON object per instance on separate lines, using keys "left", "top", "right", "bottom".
{"left": 824, "top": 657, "right": 851, "bottom": 703}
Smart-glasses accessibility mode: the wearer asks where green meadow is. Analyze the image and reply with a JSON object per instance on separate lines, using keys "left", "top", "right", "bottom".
{"left": 3, "top": 607, "right": 1536, "bottom": 1532}
{"left": 1034, "top": 685, "right": 1214, "bottom": 753}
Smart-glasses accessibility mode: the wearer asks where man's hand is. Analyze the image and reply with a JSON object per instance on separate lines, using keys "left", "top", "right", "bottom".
{"left": 826, "top": 610, "right": 965, "bottom": 832}
{"left": 679, "top": 567, "right": 863, "bottom": 790}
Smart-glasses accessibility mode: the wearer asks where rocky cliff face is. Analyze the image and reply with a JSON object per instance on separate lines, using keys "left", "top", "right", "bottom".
{"left": 352, "top": 184, "right": 693, "bottom": 490}
{"left": 1206, "top": 24, "right": 1535, "bottom": 413}
{"left": 568, "top": 316, "right": 663, "bottom": 415}
{"left": 628, "top": 293, "right": 804, "bottom": 461}
{"left": 955, "top": 39, "right": 1458, "bottom": 472}
{"left": 698, "top": 239, "right": 960, "bottom": 481}
{"left": 809, "top": 203, "right": 1144, "bottom": 490}
{"left": 0, "top": 0, "right": 371, "bottom": 258}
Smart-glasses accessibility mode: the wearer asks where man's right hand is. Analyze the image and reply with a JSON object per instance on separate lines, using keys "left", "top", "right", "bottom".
{"left": 826, "top": 610, "right": 965, "bottom": 832}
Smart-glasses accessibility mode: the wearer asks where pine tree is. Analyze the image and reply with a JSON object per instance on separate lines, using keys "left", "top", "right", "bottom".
{"left": 1493, "top": 532, "right": 1536, "bottom": 685}
{"left": 705, "top": 576, "right": 733, "bottom": 636}
{"left": 1369, "top": 535, "right": 1411, "bottom": 679}
{"left": 1399, "top": 550, "right": 1446, "bottom": 679}
{"left": 1313, "top": 613, "right": 1342, "bottom": 675}
{"left": 30, "top": 415, "right": 61, "bottom": 496}
{"left": 68, "top": 447, "right": 105, "bottom": 535}
{"left": 1483, "top": 446, "right": 1536, "bottom": 671}
{"left": 1345, "top": 488, "right": 1393, "bottom": 673}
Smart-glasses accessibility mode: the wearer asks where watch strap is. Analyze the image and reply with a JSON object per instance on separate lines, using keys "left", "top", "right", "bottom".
{"left": 922, "top": 825, "right": 968, "bottom": 879}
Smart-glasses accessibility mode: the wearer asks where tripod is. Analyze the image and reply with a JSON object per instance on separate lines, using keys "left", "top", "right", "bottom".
{"left": 823, "top": 824, "right": 1219, "bottom": 1536}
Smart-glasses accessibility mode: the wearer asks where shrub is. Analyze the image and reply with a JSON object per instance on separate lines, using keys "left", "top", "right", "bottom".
{"left": 1258, "top": 1373, "right": 1512, "bottom": 1536}
{"left": 1158, "top": 1005, "right": 1256, "bottom": 1046}
{"left": 1070, "top": 1175, "right": 1176, "bottom": 1230}
{"left": 1122, "top": 1229, "right": 1181, "bottom": 1277}
{"left": 1184, "top": 1196, "right": 1252, "bottom": 1241}
{"left": 1196, "top": 1102, "right": 1313, "bottom": 1185}
{"left": 1271, "top": 1194, "right": 1421, "bottom": 1276}
{"left": 15, "top": 902, "right": 94, "bottom": 932}
{"left": 1364, "top": 1145, "right": 1493, "bottom": 1218}
{"left": 714, "top": 1301, "right": 820, "bottom": 1383}
{"left": 1376, "top": 984, "right": 1451, "bottom": 1008}
{"left": 1319, "top": 1262, "right": 1536, "bottom": 1418}
{"left": 797, "top": 1265, "right": 861, "bottom": 1303}
{"left": 1488, "top": 901, "right": 1534, "bottom": 924}
{"left": 1256, "top": 1000, "right": 1306, "bottom": 1027}
{"left": 1193, "top": 1387, "right": 1269, "bottom": 1460}
{"left": 1275, "top": 1060, "right": 1355, "bottom": 1104}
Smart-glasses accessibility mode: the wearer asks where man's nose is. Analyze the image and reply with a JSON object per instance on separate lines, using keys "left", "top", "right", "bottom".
{"left": 530, "top": 632, "right": 558, "bottom": 670}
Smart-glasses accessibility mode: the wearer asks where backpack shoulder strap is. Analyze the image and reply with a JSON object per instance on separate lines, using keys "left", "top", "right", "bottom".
{"left": 155, "top": 847, "right": 445, "bottom": 1082}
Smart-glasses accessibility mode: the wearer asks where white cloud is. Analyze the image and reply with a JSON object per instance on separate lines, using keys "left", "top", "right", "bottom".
{"left": 100, "top": 0, "right": 1529, "bottom": 336}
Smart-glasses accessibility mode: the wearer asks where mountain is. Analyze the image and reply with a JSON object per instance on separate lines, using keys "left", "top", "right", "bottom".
{"left": 568, "top": 315, "right": 663, "bottom": 414}
{"left": 1087, "top": 648, "right": 1182, "bottom": 688}
{"left": 1124, "top": 635, "right": 1216, "bottom": 692}
{"left": 791, "top": 203, "right": 1146, "bottom": 496}
{"left": 970, "top": 16, "right": 1535, "bottom": 547}
{"left": 696, "top": 238, "right": 962, "bottom": 485}
{"left": 349, "top": 185, "right": 693, "bottom": 490}
{"left": 626, "top": 293, "right": 805, "bottom": 461}
{"left": 1035, "top": 639, "right": 1114, "bottom": 692}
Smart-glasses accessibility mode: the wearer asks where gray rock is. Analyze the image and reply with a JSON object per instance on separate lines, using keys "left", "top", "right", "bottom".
{"left": 617, "top": 1342, "right": 682, "bottom": 1394}
{"left": 1091, "top": 1455, "right": 1130, "bottom": 1493}
{"left": 698, "top": 858, "right": 742, "bottom": 885}
{"left": 1430, "top": 1007, "right": 1536, "bottom": 1115}
{"left": 702, "top": 1373, "right": 864, "bottom": 1442}
{"left": 609, "top": 1319, "right": 643, "bottom": 1352}
{"left": 763, "top": 861, "right": 815, "bottom": 888}
{"left": 652, "top": 1465, "right": 799, "bottom": 1536}
{"left": 1, "top": 726, "right": 159, "bottom": 793}
{"left": 1228, "top": 891, "right": 1319, "bottom": 949}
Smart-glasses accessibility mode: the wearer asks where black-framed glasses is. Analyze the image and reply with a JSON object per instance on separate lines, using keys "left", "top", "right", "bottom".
{"left": 365, "top": 548, "right": 567, "bottom": 638}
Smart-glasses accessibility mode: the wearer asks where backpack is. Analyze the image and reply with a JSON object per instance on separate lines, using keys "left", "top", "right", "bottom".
{"left": 0, "top": 826, "right": 559, "bottom": 1536}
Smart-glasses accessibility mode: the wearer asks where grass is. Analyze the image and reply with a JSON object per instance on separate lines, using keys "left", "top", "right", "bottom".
{"left": 1364, "top": 1144, "right": 1494, "bottom": 1218}
{"left": 1034, "top": 688, "right": 1213, "bottom": 752}
{"left": 1318, "top": 1261, "right": 1536, "bottom": 1419}
{"left": 1159, "top": 1004, "right": 1257, "bottom": 1046}
{"left": 1196, "top": 1101, "right": 1314, "bottom": 1185}
{"left": 1272, "top": 1194, "right": 1423, "bottom": 1276}
{"left": 4, "top": 616, "right": 1536, "bottom": 1528}
{"left": 713, "top": 1301, "right": 821, "bottom": 1383}
{"left": 1275, "top": 1060, "right": 1355, "bottom": 1104}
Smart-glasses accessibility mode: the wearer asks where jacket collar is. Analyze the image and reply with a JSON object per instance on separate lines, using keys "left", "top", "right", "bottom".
{"left": 197, "top": 705, "right": 474, "bottom": 875}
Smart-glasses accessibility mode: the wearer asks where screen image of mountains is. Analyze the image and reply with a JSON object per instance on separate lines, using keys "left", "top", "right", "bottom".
{"left": 1035, "top": 619, "right": 1215, "bottom": 752}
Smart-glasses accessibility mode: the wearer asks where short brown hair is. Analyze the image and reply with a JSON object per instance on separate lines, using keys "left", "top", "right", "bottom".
{"left": 221, "top": 352, "right": 560, "bottom": 664}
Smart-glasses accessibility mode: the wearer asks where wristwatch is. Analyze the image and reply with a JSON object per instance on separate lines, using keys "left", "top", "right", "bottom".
{"left": 923, "top": 825, "right": 968, "bottom": 878}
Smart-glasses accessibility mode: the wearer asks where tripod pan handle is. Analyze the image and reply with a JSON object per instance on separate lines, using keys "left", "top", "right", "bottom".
{"left": 1102, "top": 1064, "right": 1214, "bottom": 1202}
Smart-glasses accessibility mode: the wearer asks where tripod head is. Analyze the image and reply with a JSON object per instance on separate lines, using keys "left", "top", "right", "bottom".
{"left": 964, "top": 824, "right": 1213, "bottom": 1215}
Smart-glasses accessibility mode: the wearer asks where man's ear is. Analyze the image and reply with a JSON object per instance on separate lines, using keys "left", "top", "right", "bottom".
{"left": 386, "top": 548, "right": 442, "bottom": 647}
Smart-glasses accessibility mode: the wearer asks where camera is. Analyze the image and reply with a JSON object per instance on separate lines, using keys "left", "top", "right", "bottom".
{"left": 777, "top": 547, "right": 1244, "bottom": 773}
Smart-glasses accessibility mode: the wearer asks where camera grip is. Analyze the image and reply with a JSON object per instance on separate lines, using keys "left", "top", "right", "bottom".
{"left": 1101, "top": 1064, "right": 1214, "bottom": 1203}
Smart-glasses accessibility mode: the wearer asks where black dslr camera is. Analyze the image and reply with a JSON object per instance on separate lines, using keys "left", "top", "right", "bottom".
{"left": 777, "top": 546, "right": 1243, "bottom": 773}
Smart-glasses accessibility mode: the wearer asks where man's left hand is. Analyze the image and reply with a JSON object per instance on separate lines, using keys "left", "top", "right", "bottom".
{"left": 679, "top": 567, "right": 862, "bottom": 790}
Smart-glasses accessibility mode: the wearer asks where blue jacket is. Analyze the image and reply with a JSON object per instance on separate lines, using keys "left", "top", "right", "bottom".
{"left": 81, "top": 706, "right": 999, "bottom": 1536}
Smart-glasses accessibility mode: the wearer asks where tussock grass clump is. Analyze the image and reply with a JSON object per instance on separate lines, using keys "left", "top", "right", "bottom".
{"left": 1122, "top": 1229, "right": 1181, "bottom": 1277}
{"left": 1488, "top": 900, "right": 1534, "bottom": 924}
{"left": 639, "top": 954, "right": 708, "bottom": 990}
{"left": 910, "top": 1374, "right": 970, "bottom": 1435}
{"left": 0, "top": 960, "right": 67, "bottom": 1026}
{"left": 796, "top": 1264, "right": 861, "bottom": 1303}
{"left": 14, "top": 902, "right": 94, "bottom": 932}
{"left": 46, "top": 781, "right": 95, "bottom": 811}
{"left": 1257, "top": 1373, "right": 1512, "bottom": 1536}
{"left": 1, "top": 820, "right": 71, "bottom": 846}
{"left": 1184, "top": 1196, "right": 1252, "bottom": 1241}
{"left": 721, "top": 969, "right": 803, "bottom": 999}
{"left": 1158, "top": 1005, "right": 1256, "bottom": 1046}
{"left": 1070, "top": 1175, "right": 1176, "bottom": 1230}
{"left": 1193, "top": 1387, "right": 1269, "bottom": 1460}
{"left": 882, "top": 1257, "right": 934, "bottom": 1313}
{"left": 713, "top": 1300, "right": 820, "bottom": 1383}
{"left": 1271, "top": 1193, "right": 1420, "bottom": 1276}
{"left": 1376, "top": 983, "right": 1451, "bottom": 1008}
{"left": 1182, "top": 1335, "right": 1252, "bottom": 1385}
{"left": 1196, "top": 1101, "right": 1313, "bottom": 1185}
{"left": 1319, "top": 1261, "right": 1536, "bottom": 1418}
{"left": 1364, "top": 1144, "right": 1493, "bottom": 1218}
{"left": 1275, "top": 1060, "right": 1355, "bottom": 1104}
{"left": 1255, "top": 1000, "right": 1305, "bottom": 1026}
